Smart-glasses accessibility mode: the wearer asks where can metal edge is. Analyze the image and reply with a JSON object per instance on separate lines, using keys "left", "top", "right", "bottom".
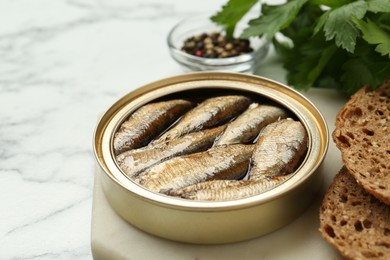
{"left": 93, "top": 72, "right": 328, "bottom": 244}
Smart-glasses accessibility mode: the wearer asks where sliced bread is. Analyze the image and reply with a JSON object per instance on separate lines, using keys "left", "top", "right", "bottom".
{"left": 332, "top": 82, "right": 390, "bottom": 204}
{"left": 319, "top": 167, "right": 390, "bottom": 259}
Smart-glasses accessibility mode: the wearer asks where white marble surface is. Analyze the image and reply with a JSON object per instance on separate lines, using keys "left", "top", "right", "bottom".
{"left": 0, "top": 0, "right": 347, "bottom": 259}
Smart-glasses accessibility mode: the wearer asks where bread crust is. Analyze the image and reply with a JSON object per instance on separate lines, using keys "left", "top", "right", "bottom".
{"left": 319, "top": 167, "right": 390, "bottom": 260}
{"left": 332, "top": 81, "right": 390, "bottom": 204}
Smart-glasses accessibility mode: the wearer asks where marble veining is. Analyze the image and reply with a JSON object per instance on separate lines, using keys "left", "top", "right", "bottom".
{"left": 0, "top": 0, "right": 227, "bottom": 259}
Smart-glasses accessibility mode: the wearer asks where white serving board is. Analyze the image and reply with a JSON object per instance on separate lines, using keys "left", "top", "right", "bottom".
{"left": 91, "top": 88, "right": 348, "bottom": 260}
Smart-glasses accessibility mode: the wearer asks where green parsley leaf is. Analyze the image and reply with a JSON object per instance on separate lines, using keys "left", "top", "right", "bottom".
{"left": 313, "top": 11, "right": 329, "bottom": 36}
{"left": 276, "top": 34, "right": 338, "bottom": 91}
{"left": 341, "top": 59, "right": 373, "bottom": 94}
{"left": 273, "top": 3, "right": 336, "bottom": 89}
{"left": 306, "top": 45, "right": 338, "bottom": 87}
{"left": 211, "top": 0, "right": 258, "bottom": 39}
{"left": 341, "top": 44, "right": 390, "bottom": 94}
{"left": 211, "top": 0, "right": 390, "bottom": 95}
{"left": 309, "top": 0, "right": 353, "bottom": 9}
{"left": 284, "top": 2, "right": 324, "bottom": 43}
{"left": 353, "top": 18, "right": 390, "bottom": 57}
{"left": 241, "top": 0, "right": 308, "bottom": 39}
{"left": 367, "top": 0, "right": 390, "bottom": 13}
{"left": 315, "top": 0, "right": 368, "bottom": 53}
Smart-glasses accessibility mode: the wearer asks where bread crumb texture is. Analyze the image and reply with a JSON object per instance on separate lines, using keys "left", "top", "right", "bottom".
{"left": 319, "top": 167, "right": 390, "bottom": 259}
{"left": 333, "top": 81, "right": 390, "bottom": 204}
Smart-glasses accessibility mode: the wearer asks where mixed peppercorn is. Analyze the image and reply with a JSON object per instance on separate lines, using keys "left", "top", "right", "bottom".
{"left": 181, "top": 32, "right": 253, "bottom": 58}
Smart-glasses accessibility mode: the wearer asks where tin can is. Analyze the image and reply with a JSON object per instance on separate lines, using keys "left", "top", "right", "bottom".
{"left": 93, "top": 72, "right": 328, "bottom": 244}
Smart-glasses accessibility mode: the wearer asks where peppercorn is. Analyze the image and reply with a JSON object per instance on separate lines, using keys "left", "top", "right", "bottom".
{"left": 195, "top": 50, "right": 203, "bottom": 57}
{"left": 181, "top": 32, "right": 253, "bottom": 59}
{"left": 204, "top": 37, "right": 212, "bottom": 45}
{"left": 225, "top": 43, "right": 233, "bottom": 51}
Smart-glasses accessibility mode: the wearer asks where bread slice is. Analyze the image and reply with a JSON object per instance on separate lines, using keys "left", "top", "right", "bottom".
{"left": 332, "top": 82, "right": 390, "bottom": 204}
{"left": 319, "top": 167, "right": 390, "bottom": 259}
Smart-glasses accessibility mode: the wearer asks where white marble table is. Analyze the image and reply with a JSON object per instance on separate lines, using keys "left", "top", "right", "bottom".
{"left": 0, "top": 0, "right": 347, "bottom": 259}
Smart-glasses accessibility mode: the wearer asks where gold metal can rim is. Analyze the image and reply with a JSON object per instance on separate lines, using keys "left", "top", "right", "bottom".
{"left": 93, "top": 72, "right": 328, "bottom": 211}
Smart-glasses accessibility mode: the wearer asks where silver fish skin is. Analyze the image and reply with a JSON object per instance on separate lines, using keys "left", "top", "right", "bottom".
{"left": 179, "top": 176, "right": 290, "bottom": 201}
{"left": 168, "top": 179, "right": 243, "bottom": 196}
{"left": 214, "top": 103, "right": 288, "bottom": 146}
{"left": 116, "top": 126, "right": 225, "bottom": 178}
{"left": 152, "top": 95, "right": 250, "bottom": 144}
{"left": 249, "top": 119, "right": 308, "bottom": 181}
{"left": 134, "top": 144, "right": 254, "bottom": 193}
{"left": 113, "top": 99, "right": 192, "bottom": 155}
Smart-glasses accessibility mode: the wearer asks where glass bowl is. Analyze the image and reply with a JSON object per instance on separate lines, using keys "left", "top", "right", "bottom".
{"left": 167, "top": 14, "right": 270, "bottom": 73}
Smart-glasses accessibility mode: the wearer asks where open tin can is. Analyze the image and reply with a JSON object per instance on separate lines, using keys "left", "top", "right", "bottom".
{"left": 93, "top": 72, "right": 328, "bottom": 244}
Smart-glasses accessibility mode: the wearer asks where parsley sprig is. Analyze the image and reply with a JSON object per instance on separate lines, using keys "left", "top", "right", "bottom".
{"left": 212, "top": 0, "right": 390, "bottom": 95}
